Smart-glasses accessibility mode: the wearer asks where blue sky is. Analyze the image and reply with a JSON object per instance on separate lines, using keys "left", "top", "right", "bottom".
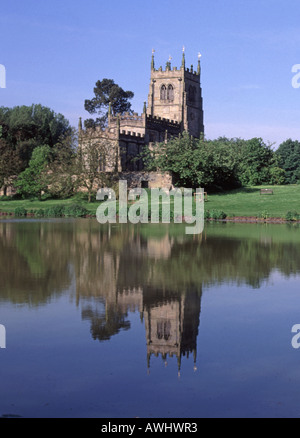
{"left": 0, "top": 0, "right": 300, "bottom": 148}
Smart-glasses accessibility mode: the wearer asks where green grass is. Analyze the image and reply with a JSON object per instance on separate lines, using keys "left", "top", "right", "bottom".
{"left": 204, "top": 185, "right": 300, "bottom": 218}
{"left": 0, "top": 184, "right": 299, "bottom": 219}
{"left": 0, "top": 196, "right": 98, "bottom": 215}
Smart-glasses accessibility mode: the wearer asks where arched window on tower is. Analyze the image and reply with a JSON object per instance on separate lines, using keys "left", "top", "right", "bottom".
{"left": 188, "top": 86, "right": 196, "bottom": 103}
{"left": 160, "top": 85, "right": 167, "bottom": 100}
{"left": 167, "top": 84, "right": 174, "bottom": 101}
{"left": 99, "top": 154, "right": 106, "bottom": 171}
{"left": 156, "top": 320, "right": 171, "bottom": 341}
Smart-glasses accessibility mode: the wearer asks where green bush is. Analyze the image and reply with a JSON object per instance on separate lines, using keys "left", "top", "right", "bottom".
{"left": 14, "top": 207, "right": 27, "bottom": 217}
{"left": 204, "top": 210, "right": 227, "bottom": 220}
{"left": 63, "top": 204, "right": 88, "bottom": 217}
{"left": 0, "top": 195, "right": 14, "bottom": 201}
{"left": 40, "top": 193, "right": 52, "bottom": 201}
{"left": 34, "top": 209, "right": 45, "bottom": 218}
{"left": 44, "top": 205, "right": 65, "bottom": 217}
{"left": 73, "top": 192, "right": 97, "bottom": 203}
{"left": 209, "top": 210, "right": 227, "bottom": 220}
{"left": 285, "top": 211, "right": 299, "bottom": 221}
{"left": 204, "top": 209, "right": 210, "bottom": 220}
{"left": 259, "top": 210, "right": 270, "bottom": 220}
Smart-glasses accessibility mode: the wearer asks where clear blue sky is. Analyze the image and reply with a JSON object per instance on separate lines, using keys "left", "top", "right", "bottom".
{"left": 0, "top": 0, "right": 300, "bottom": 148}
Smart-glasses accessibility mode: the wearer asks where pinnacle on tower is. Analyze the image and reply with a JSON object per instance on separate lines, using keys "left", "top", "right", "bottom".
{"left": 166, "top": 55, "right": 172, "bottom": 70}
{"left": 197, "top": 52, "right": 202, "bottom": 75}
{"left": 181, "top": 46, "right": 186, "bottom": 69}
{"left": 151, "top": 49, "right": 155, "bottom": 71}
{"left": 78, "top": 117, "right": 82, "bottom": 132}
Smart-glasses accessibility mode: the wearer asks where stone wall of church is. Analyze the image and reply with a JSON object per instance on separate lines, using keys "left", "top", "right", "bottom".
{"left": 119, "top": 171, "right": 173, "bottom": 189}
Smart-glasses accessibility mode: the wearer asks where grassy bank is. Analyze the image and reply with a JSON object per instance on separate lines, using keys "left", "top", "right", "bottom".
{"left": 0, "top": 185, "right": 299, "bottom": 220}
{"left": 205, "top": 185, "right": 300, "bottom": 219}
{"left": 0, "top": 196, "right": 97, "bottom": 216}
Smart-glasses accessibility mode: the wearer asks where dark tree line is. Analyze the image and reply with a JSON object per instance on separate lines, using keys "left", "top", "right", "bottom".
{"left": 143, "top": 133, "right": 286, "bottom": 191}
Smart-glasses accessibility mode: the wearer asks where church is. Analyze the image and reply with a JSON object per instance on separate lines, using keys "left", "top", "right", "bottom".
{"left": 78, "top": 48, "right": 204, "bottom": 188}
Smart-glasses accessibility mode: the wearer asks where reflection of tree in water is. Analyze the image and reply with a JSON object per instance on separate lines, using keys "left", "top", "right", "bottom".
{"left": 81, "top": 302, "right": 130, "bottom": 341}
{"left": 0, "top": 221, "right": 73, "bottom": 305}
{"left": 140, "top": 235, "right": 300, "bottom": 290}
{"left": 2, "top": 220, "right": 300, "bottom": 369}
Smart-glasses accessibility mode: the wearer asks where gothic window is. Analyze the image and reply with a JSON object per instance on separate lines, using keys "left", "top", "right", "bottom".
{"left": 167, "top": 84, "right": 174, "bottom": 101}
{"left": 163, "top": 321, "right": 171, "bottom": 341}
{"left": 160, "top": 85, "right": 167, "bottom": 100}
{"left": 149, "top": 132, "right": 155, "bottom": 142}
{"left": 157, "top": 321, "right": 163, "bottom": 340}
{"left": 189, "top": 86, "right": 196, "bottom": 103}
{"left": 156, "top": 320, "right": 171, "bottom": 341}
{"left": 99, "top": 154, "right": 106, "bottom": 171}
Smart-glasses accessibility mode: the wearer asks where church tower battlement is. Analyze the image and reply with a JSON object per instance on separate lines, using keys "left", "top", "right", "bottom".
{"left": 147, "top": 48, "right": 204, "bottom": 138}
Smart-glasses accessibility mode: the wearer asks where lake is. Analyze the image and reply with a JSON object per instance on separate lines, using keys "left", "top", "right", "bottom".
{"left": 0, "top": 219, "right": 300, "bottom": 418}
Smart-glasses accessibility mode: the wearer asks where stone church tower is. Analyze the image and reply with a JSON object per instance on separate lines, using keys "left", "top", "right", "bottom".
{"left": 78, "top": 48, "right": 204, "bottom": 188}
{"left": 147, "top": 48, "right": 204, "bottom": 138}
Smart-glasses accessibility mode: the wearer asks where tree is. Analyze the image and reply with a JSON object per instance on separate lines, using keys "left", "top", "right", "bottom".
{"left": 75, "top": 131, "right": 119, "bottom": 202}
{"left": 84, "top": 78, "right": 134, "bottom": 129}
{"left": 0, "top": 104, "right": 71, "bottom": 172}
{"left": 235, "top": 138, "right": 277, "bottom": 186}
{"left": 0, "top": 139, "right": 22, "bottom": 193}
{"left": 15, "top": 145, "right": 51, "bottom": 199}
{"left": 142, "top": 132, "right": 240, "bottom": 191}
{"left": 276, "top": 139, "right": 300, "bottom": 184}
{"left": 142, "top": 134, "right": 283, "bottom": 190}
{"left": 46, "top": 128, "right": 78, "bottom": 198}
{"left": 268, "top": 165, "right": 286, "bottom": 185}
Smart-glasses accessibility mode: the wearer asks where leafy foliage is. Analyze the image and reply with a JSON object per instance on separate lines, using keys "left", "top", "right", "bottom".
{"left": 63, "top": 204, "right": 89, "bottom": 217}
{"left": 142, "top": 133, "right": 283, "bottom": 191}
{"left": 75, "top": 132, "right": 119, "bottom": 202}
{"left": 84, "top": 78, "right": 134, "bottom": 128}
{"left": 236, "top": 137, "right": 280, "bottom": 186}
{"left": 0, "top": 105, "right": 72, "bottom": 188}
{"left": 276, "top": 139, "right": 300, "bottom": 184}
{"left": 34, "top": 204, "right": 89, "bottom": 218}
{"left": 14, "top": 206, "right": 27, "bottom": 217}
{"left": 0, "top": 138, "right": 22, "bottom": 189}
{"left": 285, "top": 211, "right": 299, "bottom": 221}
{"left": 15, "top": 145, "right": 51, "bottom": 199}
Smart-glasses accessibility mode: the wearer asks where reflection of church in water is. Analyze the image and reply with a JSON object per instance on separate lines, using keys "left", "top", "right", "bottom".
{"left": 76, "top": 228, "right": 202, "bottom": 375}
{"left": 143, "top": 288, "right": 201, "bottom": 376}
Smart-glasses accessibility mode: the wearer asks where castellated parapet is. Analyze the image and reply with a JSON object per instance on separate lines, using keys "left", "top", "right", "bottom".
{"left": 148, "top": 49, "right": 204, "bottom": 138}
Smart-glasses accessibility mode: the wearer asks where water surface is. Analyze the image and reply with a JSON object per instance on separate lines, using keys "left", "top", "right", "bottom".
{"left": 0, "top": 219, "right": 300, "bottom": 418}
